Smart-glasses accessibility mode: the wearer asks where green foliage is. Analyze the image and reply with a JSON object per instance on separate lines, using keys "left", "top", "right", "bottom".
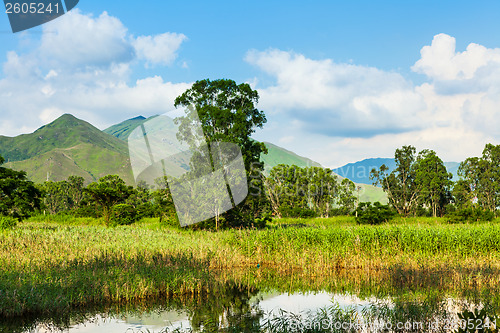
{"left": 174, "top": 78, "right": 268, "bottom": 229}
{"left": 355, "top": 202, "right": 395, "bottom": 225}
{"left": 110, "top": 204, "right": 139, "bottom": 226}
{"left": 265, "top": 164, "right": 352, "bottom": 218}
{"left": 414, "top": 149, "right": 453, "bottom": 217}
{"left": 446, "top": 207, "right": 494, "bottom": 223}
{"left": 253, "top": 212, "right": 272, "bottom": 229}
{"left": 38, "top": 176, "right": 85, "bottom": 214}
{"left": 459, "top": 143, "right": 500, "bottom": 214}
{"left": 85, "top": 175, "right": 134, "bottom": 224}
{"left": 453, "top": 308, "right": 499, "bottom": 333}
{"left": 280, "top": 205, "right": 317, "bottom": 218}
{"left": 0, "top": 154, "right": 41, "bottom": 219}
{"left": 371, "top": 146, "right": 452, "bottom": 217}
{"left": 0, "top": 215, "right": 18, "bottom": 229}
{"left": 174, "top": 78, "right": 267, "bottom": 172}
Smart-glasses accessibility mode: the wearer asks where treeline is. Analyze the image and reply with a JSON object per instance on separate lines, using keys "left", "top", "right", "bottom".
{"left": 0, "top": 152, "right": 357, "bottom": 228}
{"left": 370, "top": 143, "right": 500, "bottom": 221}
{"left": 38, "top": 175, "right": 176, "bottom": 226}
{"left": 2, "top": 142, "right": 500, "bottom": 229}
{"left": 0, "top": 158, "right": 177, "bottom": 227}
{"left": 263, "top": 165, "right": 357, "bottom": 218}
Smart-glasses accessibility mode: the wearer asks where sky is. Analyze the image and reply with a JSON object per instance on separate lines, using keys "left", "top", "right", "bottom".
{"left": 1, "top": 0, "right": 500, "bottom": 168}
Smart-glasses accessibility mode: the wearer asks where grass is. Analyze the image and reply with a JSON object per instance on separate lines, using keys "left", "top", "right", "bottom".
{"left": 2, "top": 216, "right": 500, "bottom": 320}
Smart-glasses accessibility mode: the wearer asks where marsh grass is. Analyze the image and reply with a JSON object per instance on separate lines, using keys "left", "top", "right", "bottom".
{"left": 2, "top": 216, "right": 500, "bottom": 320}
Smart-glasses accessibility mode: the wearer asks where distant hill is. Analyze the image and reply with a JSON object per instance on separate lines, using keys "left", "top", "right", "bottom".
{"left": 333, "top": 158, "right": 460, "bottom": 185}
{"left": 0, "top": 114, "right": 387, "bottom": 203}
{"left": 1, "top": 114, "right": 133, "bottom": 184}
{"left": 104, "top": 116, "right": 385, "bottom": 202}
{"left": 104, "top": 116, "right": 323, "bottom": 174}
{"left": 259, "top": 142, "right": 322, "bottom": 173}
{"left": 103, "top": 115, "right": 155, "bottom": 141}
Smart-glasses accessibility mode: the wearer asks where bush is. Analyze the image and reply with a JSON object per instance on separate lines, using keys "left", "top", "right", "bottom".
{"left": 355, "top": 202, "right": 395, "bottom": 225}
{"left": 280, "top": 206, "right": 317, "bottom": 218}
{"left": 0, "top": 216, "right": 18, "bottom": 230}
{"left": 110, "top": 204, "right": 139, "bottom": 226}
{"left": 328, "top": 207, "right": 352, "bottom": 216}
{"left": 446, "top": 207, "right": 494, "bottom": 223}
{"left": 253, "top": 212, "right": 272, "bottom": 229}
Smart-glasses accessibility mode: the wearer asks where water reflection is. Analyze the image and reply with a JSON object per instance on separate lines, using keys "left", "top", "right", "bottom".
{"left": 3, "top": 282, "right": 500, "bottom": 333}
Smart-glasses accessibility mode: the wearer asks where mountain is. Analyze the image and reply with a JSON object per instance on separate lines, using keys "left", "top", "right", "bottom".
{"left": 259, "top": 142, "right": 322, "bottom": 173}
{"left": 333, "top": 158, "right": 460, "bottom": 185}
{"left": 104, "top": 116, "right": 323, "bottom": 174}
{"left": 0, "top": 113, "right": 387, "bottom": 203}
{"left": 1, "top": 114, "right": 133, "bottom": 184}
{"left": 104, "top": 116, "right": 386, "bottom": 203}
{"left": 103, "top": 115, "right": 155, "bottom": 141}
{"left": 333, "top": 158, "right": 395, "bottom": 185}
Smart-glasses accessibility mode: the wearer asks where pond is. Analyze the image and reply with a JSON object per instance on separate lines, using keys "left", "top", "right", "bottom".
{"left": 6, "top": 285, "right": 500, "bottom": 333}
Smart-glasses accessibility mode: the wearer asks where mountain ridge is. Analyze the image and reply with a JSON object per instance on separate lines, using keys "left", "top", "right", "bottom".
{"left": 1, "top": 114, "right": 387, "bottom": 203}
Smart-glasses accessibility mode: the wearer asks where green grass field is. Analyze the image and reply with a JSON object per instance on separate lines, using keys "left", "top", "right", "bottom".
{"left": 1, "top": 215, "right": 500, "bottom": 319}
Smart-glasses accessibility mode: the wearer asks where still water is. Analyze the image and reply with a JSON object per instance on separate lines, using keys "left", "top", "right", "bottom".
{"left": 22, "top": 291, "right": 374, "bottom": 333}
{"left": 13, "top": 289, "right": 498, "bottom": 333}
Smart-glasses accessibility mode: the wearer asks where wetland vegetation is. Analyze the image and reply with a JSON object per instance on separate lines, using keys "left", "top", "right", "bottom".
{"left": 2, "top": 216, "right": 500, "bottom": 332}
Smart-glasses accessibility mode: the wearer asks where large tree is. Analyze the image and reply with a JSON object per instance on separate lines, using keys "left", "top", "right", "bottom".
{"left": 85, "top": 175, "right": 133, "bottom": 224}
{"left": 174, "top": 79, "right": 267, "bottom": 173}
{"left": 371, "top": 145, "right": 419, "bottom": 216}
{"left": 0, "top": 155, "right": 41, "bottom": 219}
{"left": 414, "top": 149, "right": 452, "bottom": 217}
{"left": 39, "top": 176, "right": 85, "bottom": 215}
{"left": 264, "top": 164, "right": 352, "bottom": 218}
{"left": 458, "top": 143, "right": 500, "bottom": 213}
{"left": 371, "top": 146, "right": 452, "bottom": 217}
{"left": 173, "top": 79, "right": 268, "bottom": 229}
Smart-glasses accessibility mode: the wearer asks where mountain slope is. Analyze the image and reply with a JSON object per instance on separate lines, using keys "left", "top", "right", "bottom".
{"left": 0, "top": 114, "right": 128, "bottom": 162}
{"left": 104, "top": 115, "right": 386, "bottom": 202}
{"left": 260, "top": 142, "right": 323, "bottom": 173}
{"left": 104, "top": 116, "right": 323, "bottom": 173}
{"left": 1, "top": 115, "right": 133, "bottom": 184}
{"left": 103, "top": 115, "right": 157, "bottom": 141}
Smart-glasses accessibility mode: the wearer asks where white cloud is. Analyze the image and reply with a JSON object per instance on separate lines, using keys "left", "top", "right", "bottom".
{"left": 132, "top": 32, "right": 187, "bottom": 66}
{"left": 40, "top": 10, "right": 135, "bottom": 69}
{"left": 246, "top": 49, "right": 426, "bottom": 138}
{"left": 412, "top": 33, "right": 500, "bottom": 81}
{"left": 0, "top": 10, "right": 190, "bottom": 136}
{"left": 249, "top": 36, "right": 500, "bottom": 167}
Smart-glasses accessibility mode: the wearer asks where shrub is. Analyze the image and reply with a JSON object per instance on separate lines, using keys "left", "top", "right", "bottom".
{"left": 110, "top": 204, "right": 139, "bottom": 226}
{"left": 355, "top": 202, "right": 395, "bottom": 225}
{"left": 253, "top": 212, "right": 272, "bottom": 229}
{"left": 280, "top": 206, "right": 317, "bottom": 218}
{"left": 328, "top": 207, "right": 352, "bottom": 216}
{"left": 446, "top": 207, "right": 494, "bottom": 223}
{"left": 0, "top": 216, "right": 18, "bottom": 230}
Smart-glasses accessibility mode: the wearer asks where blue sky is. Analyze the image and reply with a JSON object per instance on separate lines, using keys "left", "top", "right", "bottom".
{"left": 1, "top": 0, "right": 500, "bottom": 167}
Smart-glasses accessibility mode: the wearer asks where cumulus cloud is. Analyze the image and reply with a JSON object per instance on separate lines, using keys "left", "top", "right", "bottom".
{"left": 412, "top": 33, "right": 500, "bottom": 81}
{"left": 249, "top": 35, "right": 500, "bottom": 167}
{"left": 246, "top": 49, "right": 426, "bottom": 138}
{"left": 39, "top": 10, "right": 135, "bottom": 69}
{"left": 0, "top": 10, "right": 190, "bottom": 136}
{"left": 132, "top": 32, "right": 187, "bottom": 66}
